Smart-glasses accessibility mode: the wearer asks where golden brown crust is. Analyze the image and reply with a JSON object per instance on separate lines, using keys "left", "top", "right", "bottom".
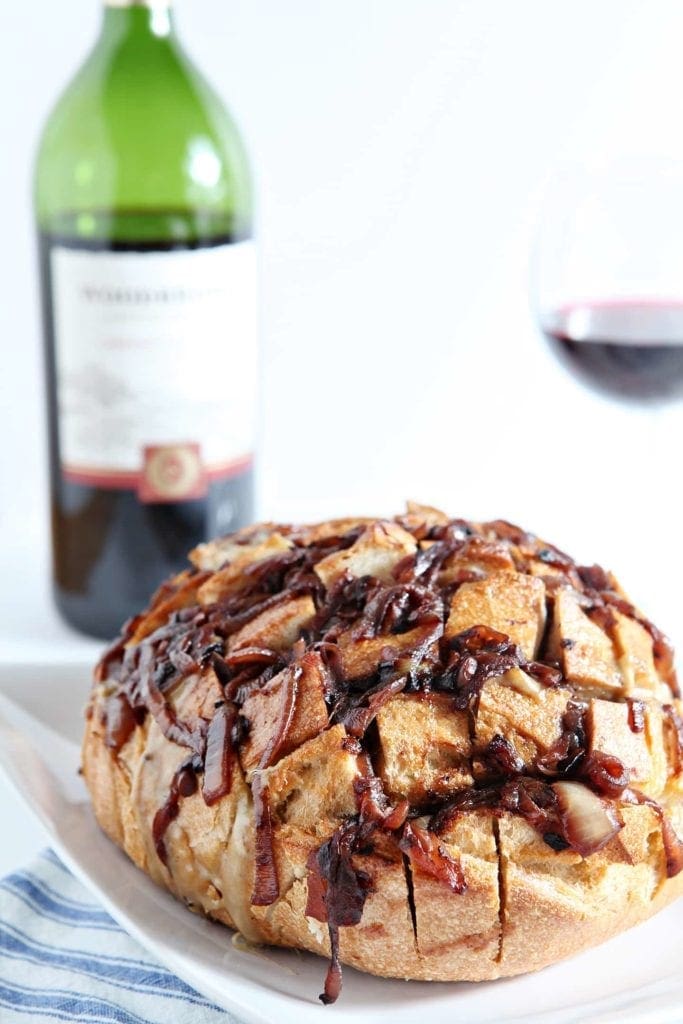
{"left": 84, "top": 692, "right": 683, "bottom": 980}
{"left": 82, "top": 503, "right": 683, "bottom": 992}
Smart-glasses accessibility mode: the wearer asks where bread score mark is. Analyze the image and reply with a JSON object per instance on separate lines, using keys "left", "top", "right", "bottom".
{"left": 398, "top": 822, "right": 466, "bottom": 893}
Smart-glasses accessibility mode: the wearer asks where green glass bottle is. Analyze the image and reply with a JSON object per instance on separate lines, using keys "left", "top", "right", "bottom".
{"left": 35, "top": 0, "right": 256, "bottom": 639}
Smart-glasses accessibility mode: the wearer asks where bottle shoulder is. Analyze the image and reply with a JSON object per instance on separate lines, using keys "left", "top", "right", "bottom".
{"left": 35, "top": 39, "right": 252, "bottom": 228}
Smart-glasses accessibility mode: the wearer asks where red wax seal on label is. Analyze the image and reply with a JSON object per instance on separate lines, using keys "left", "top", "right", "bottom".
{"left": 139, "top": 443, "right": 207, "bottom": 503}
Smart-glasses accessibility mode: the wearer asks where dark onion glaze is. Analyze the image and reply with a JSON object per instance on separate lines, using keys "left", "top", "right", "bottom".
{"left": 536, "top": 700, "right": 587, "bottom": 777}
{"left": 355, "top": 773, "right": 410, "bottom": 832}
{"left": 580, "top": 751, "right": 631, "bottom": 799}
{"left": 482, "top": 734, "right": 525, "bottom": 777}
{"left": 338, "top": 676, "right": 407, "bottom": 737}
{"left": 399, "top": 822, "right": 466, "bottom": 894}
{"left": 103, "top": 693, "right": 137, "bottom": 751}
{"left": 152, "top": 761, "right": 198, "bottom": 865}
{"left": 251, "top": 775, "right": 279, "bottom": 907}
{"left": 257, "top": 664, "right": 301, "bottom": 771}
{"left": 305, "top": 817, "right": 374, "bottom": 1004}
{"left": 202, "top": 704, "right": 236, "bottom": 806}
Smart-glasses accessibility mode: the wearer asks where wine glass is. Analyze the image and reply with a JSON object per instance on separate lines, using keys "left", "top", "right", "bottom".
{"left": 531, "top": 148, "right": 683, "bottom": 638}
{"left": 533, "top": 152, "right": 683, "bottom": 405}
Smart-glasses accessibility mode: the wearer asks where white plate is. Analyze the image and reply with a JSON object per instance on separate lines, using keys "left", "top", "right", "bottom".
{"left": 1, "top": 661, "right": 682, "bottom": 1024}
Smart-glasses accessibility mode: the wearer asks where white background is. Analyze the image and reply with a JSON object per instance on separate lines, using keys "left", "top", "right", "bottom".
{"left": 2, "top": 0, "right": 683, "bottom": 877}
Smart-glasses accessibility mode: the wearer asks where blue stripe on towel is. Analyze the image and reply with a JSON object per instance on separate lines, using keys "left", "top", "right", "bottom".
{"left": 0, "top": 875, "right": 118, "bottom": 931}
{"left": 0, "top": 852, "right": 229, "bottom": 1023}
{"left": 0, "top": 922, "right": 213, "bottom": 1006}
{"left": 21, "top": 870, "right": 115, "bottom": 913}
{"left": 0, "top": 980, "right": 155, "bottom": 1024}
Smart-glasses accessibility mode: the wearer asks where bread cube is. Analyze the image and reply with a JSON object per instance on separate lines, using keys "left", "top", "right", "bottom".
{"left": 446, "top": 572, "right": 546, "bottom": 659}
{"left": 406, "top": 812, "right": 501, "bottom": 980}
{"left": 239, "top": 652, "right": 329, "bottom": 777}
{"left": 549, "top": 589, "right": 622, "bottom": 693}
{"left": 314, "top": 522, "right": 416, "bottom": 589}
{"left": 197, "top": 533, "right": 293, "bottom": 604}
{"left": 612, "top": 610, "right": 662, "bottom": 696}
{"left": 262, "top": 725, "right": 361, "bottom": 833}
{"left": 376, "top": 694, "right": 472, "bottom": 802}
{"left": 586, "top": 698, "right": 655, "bottom": 790}
{"left": 228, "top": 595, "right": 316, "bottom": 652}
{"left": 475, "top": 677, "right": 571, "bottom": 769}
{"left": 336, "top": 621, "right": 440, "bottom": 681}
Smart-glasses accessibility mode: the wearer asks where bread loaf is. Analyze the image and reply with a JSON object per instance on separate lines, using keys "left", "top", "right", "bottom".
{"left": 82, "top": 505, "right": 683, "bottom": 1002}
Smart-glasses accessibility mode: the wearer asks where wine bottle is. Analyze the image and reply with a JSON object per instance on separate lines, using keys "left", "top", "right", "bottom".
{"left": 35, "top": 0, "right": 256, "bottom": 639}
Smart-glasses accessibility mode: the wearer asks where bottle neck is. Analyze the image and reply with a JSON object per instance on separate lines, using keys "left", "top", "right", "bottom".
{"left": 101, "top": 1, "right": 175, "bottom": 44}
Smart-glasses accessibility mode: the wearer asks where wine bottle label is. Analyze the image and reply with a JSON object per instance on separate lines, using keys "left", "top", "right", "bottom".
{"left": 50, "top": 240, "right": 257, "bottom": 503}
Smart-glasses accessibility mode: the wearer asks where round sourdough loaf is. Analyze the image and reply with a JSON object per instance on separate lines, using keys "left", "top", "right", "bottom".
{"left": 82, "top": 504, "right": 683, "bottom": 1002}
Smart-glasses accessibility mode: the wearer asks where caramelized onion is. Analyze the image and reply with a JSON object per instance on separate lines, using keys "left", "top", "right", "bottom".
{"left": 660, "top": 815, "right": 683, "bottom": 877}
{"left": 202, "top": 703, "right": 236, "bottom": 805}
{"left": 257, "top": 664, "right": 300, "bottom": 770}
{"left": 103, "top": 693, "right": 137, "bottom": 751}
{"left": 305, "top": 818, "right": 373, "bottom": 1004}
{"left": 152, "top": 761, "right": 198, "bottom": 866}
{"left": 552, "top": 781, "right": 622, "bottom": 856}
{"left": 483, "top": 735, "right": 524, "bottom": 777}
{"left": 536, "top": 699, "right": 587, "bottom": 776}
{"left": 500, "top": 777, "right": 558, "bottom": 837}
{"left": 222, "top": 646, "right": 283, "bottom": 669}
{"left": 251, "top": 776, "right": 279, "bottom": 906}
{"left": 437, "top": 625, "right": 526, "bottom": 711}
{"left": 340, "top": 676, "right": 407, "bottom": 737}
{"left": 355, "top": 774, "right": 409, "bottom": 831}
{"left": 580, "top": 751, "right": 630, "bottom": 799}
{"left": 399, "top": 821, "right": 466, "bottom": 894}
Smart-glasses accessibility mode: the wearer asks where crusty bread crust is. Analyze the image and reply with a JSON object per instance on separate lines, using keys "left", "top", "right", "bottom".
{"left": 81, "top": 506, "right": 683, "bottom": 991}
{"left": 83, "top": 692, "right": 683, "bottom": 979}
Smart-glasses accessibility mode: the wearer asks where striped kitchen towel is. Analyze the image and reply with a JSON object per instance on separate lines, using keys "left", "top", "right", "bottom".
{"left": 0, "top": 849, "right": 236, "bottom": 1023}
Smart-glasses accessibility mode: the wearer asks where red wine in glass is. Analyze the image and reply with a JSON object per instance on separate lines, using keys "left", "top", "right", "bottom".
{"left": 541, "top": 300, "right": 683, "bottom": 402}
